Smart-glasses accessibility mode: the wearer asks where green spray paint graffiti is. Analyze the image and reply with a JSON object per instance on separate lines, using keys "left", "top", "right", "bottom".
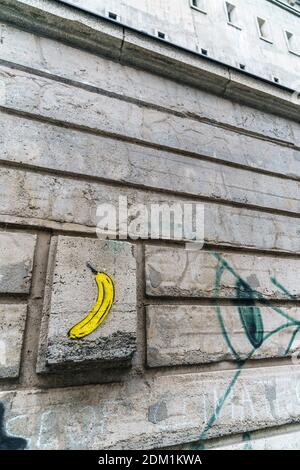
{"left": 242, "top": 432, "right": 253, "bottom": 450}
{"left": 190, "top": 253, "right": 300, "bottom": 450}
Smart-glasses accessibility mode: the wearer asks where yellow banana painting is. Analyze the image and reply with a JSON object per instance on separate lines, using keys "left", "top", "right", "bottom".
{"left": 68, "top": 263, "right": 115, "bottom": 340}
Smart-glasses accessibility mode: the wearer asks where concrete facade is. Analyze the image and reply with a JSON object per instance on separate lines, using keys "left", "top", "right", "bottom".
{"left": 59, "top": 0, "right": 300, "bottom": 89}
{"left": 0, "top": 0, "right": 300, "bottom": 450}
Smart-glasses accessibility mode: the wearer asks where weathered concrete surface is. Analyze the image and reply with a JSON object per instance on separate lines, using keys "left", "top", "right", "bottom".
{"left": 146, "top": 247, "right": 300, "bottom": 297}
{"left": 1, "top": 0, "right": 300, "bottom": 124}
{"left": 0, "top": 22, "right": 298, "bottom": 148}
{"left": 37, "top": 236, "right": 137, "bottom": 372}
{"left": 146, "top": 305, "right": 300, "bottom": 367}
{"left": 0, "top": 231, "right": 36, "bottom": 294}
{"left": 2, "top": 167, "right": 300, "bottom": 252}
{"left": 1, "top": 113, "right": 300, "bottom": 215}
{"left": 0, "top": 167, "right": 202, "bottom": 242}
{"left": 54, "top": 0, "right": 300, "bottom": 91}
{"left": 0, "top": 304, "right": 27, "bottom": 378}
{"left": 0, "top": 0, "right": 300, "bottom": 451}
{"left": 2, "top": 364, "right": 300, "bottom": 449}
{"left": 0, "top": 0, "right": 125, "bottom": 61}
{"left": 0, "top": 66, "right": 299, "bottom": 180}
{"left": 214, "top": 428, "right": 300, "bottom": 450}
{"left": 172, "top": 424, "right": 300, "bottom": 450}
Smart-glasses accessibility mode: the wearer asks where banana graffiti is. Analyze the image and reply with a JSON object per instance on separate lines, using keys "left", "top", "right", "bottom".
{"left": 68, "top": 263, "right": 115, "bottom": 340}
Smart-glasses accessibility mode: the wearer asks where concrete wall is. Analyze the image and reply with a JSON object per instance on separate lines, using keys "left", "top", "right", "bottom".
{"left": 0, "top": 0, "right": 300, "bottom": 450}
{"left": 59, "top": 0, "right": 300, "bottom": 89}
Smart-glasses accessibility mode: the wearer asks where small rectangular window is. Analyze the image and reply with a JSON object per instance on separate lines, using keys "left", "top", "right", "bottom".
{"left": 285, "top": 30, "right": 299, "bottom": 54}
{"left": 201, "top": 48, "right": 208, "bottom": 56}
{"left": 225, "top": 2, "right": 241, "bottom": 29}
{"left": 257, "top": 17, "right": 273, "bottom": 43}
{"left": 157, "top": 31, "right": 166, "bottom": 40}
{"left": 226, "top": 2, "right": 236, "bottom": 23}
{"left": 107, "top": 11, "right": 119, "bottom": 21}
{"left": 190, "top": 0, "right": 206, "bottom": 14}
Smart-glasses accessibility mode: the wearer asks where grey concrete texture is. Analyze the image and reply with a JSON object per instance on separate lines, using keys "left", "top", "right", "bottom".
{"left": 2, "top": 167, "right": 300, "bottom": 252}
{"left": 0, "top": 231, "right": 36, "bottom": 294}
{"left": 170, "top": 423, "right": 300, "bottom": 450}
{"left": 0, "top": 0, "right": 125, "bottom": 60}
{"left": 0, "top": 0, "right": 231, "bottom": 99}
{"left": 1, "top": 113, "right": 300, "bottom": 216}
{"left": 212, "top": 427, "right": 300, "bottom": 450}
{"left": 1, "top": 0, "right": 300, "bottom": 123}
{"left": 146, "top": 246, "right": 300, "bottom": 298}
{"left": 57, "top": 0, "right": 300, "bottom": 90}
{"left": 1, "top": 363, "right": 300, "bottom": 449}
{"left": 146, "top": 305, "right": 300, "bottom": 367}
{"left": 0, "top": 167, "right": 203, "bottom": 242}
{"left": 0, "top": 304, "right": 27, "bottom": 378}
{"left": 1, "top": 0, "right": 300, "bottom": 450}
{"left": 38, "top": 236, "right": 137, "bottom": 372}
{"left": 1, "top": 22, "right": 299, "bottom": 147}
{"left": 1, "top": 65, "right": 300, "bottom": 181}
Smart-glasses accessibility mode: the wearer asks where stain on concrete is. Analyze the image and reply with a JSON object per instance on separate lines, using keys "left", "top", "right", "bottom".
{"left": 264, "top": 382, "right": 277, "bottom": 418}
{"left": 148, "top": 266, "right": 162, "bottom": 289}
{"left": 246, "top": 274, "right": 260, "bottom": 289}
{"left": 148, "top": 400, "right": 168, "bottom": 424}
{"left": 104, "top": 240, "right": 125, "bottom": 255}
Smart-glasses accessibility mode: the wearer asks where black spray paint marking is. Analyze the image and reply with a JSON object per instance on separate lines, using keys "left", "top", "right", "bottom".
{"left": 0, "top": 402, "right": 27, "bottom": 450}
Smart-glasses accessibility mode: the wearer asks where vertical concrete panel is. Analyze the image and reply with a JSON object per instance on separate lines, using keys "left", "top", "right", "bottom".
{"left": 38, "top": 236, "right": 137, "bottom": 372}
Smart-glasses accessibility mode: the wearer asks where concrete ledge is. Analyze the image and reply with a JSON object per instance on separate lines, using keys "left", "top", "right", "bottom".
{"left": 2, "top": 364, "right": 300, "bottom": 448}
{"left": 0, "top": 0, "right": 300, "bottom": 121}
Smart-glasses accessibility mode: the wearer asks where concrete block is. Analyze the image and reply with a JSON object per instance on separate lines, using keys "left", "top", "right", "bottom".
{"left": 146, "top": 247, "right": 300, "bottom": 298}
{"left": 0, "top": 304, "right": 27, "bottom": 378}
{"left": 2, "top": 364, "right": 300, "bottom": 448}
{"left": 2, "top": 167, "right": 300, "bottom": 252}
{"left": 0, "top": 65, "right": 299, "bottom": 180}
{"left": 146, "top": 305, "right": 300, "bottom": 367}
{"left": 37, "top": 236, "right": 137, "bottom": 372}
{"left": 1, "top": 113, "right": 300, "bottom": 215}
{"left": 0, "top": 231, "right": 36, "bottom": 294}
